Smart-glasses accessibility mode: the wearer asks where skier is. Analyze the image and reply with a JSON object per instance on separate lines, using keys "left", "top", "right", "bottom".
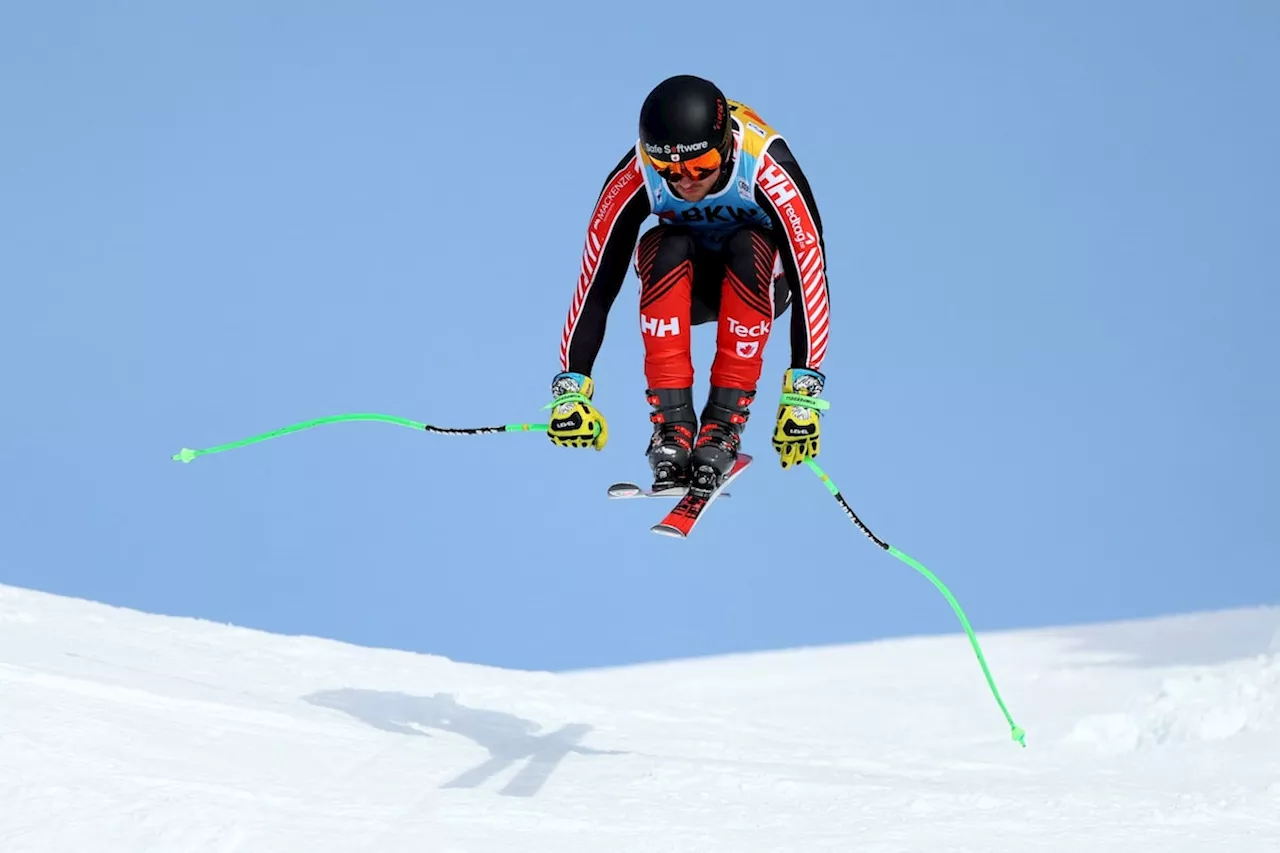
{"left": 547, "top": 74, "right": 831, "bottom": 494}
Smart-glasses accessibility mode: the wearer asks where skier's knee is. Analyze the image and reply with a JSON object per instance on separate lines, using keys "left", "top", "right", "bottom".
{"left": 723, "top": 224, "right": 771, "bottom": 256}
{"left": 637, "top": 226, "right": 697, "bottom": 266}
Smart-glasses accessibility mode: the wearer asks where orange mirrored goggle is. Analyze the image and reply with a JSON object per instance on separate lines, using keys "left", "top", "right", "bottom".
{"left": 647, "top": 146, "right": 724, "bottom": 182}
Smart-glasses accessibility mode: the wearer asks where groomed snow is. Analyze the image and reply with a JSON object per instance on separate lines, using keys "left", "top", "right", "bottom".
{"left": 3, "top": 584, "right": 1278, "bottom": 851}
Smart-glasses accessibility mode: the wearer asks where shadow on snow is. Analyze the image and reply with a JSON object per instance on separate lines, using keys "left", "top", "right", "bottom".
{"left": 304, "top": 688, "right": 624, "bottom": 797}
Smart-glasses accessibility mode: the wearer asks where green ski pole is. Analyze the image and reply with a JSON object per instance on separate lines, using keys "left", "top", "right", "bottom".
{"left": 172, "top": 413, "right": 549, "bottom": 464}
{"left": 803, "top": 456, "right": 1027, "bottom": 748}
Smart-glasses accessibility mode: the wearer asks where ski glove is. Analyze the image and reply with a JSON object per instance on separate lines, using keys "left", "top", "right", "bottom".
{"left": 771, "top": 368, "right": 829, "bottom": 468}
{"left": 546, "top": 371, "right": 609, "bottom": 451}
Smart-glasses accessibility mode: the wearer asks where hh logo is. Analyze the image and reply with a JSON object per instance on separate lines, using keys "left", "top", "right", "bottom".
{"left": 642, "top": 314, "right": 681, "bottom": 337}
{"left": 758, "top": 163, "right": 798, "bottom": 207}
{"left": 760, "top": 156, "right": 818, "bottom": 250}
{"left": 736, "top": 340, "right": 760, "bottom": 358}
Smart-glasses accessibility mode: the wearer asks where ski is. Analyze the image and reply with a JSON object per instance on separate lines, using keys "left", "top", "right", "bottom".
{"left": 650, "top": 454, "right": 752, "bottom": 539}
{"left": 607, "top": 482, "right": 732, "bottom": 500}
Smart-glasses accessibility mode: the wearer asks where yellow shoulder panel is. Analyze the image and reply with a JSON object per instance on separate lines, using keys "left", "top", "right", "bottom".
{"left": 728, "top": 99, "right": 781, "bottom": 158}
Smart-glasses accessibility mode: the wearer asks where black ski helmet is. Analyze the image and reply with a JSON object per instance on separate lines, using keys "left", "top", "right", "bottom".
{"left": 638, "top": 75, "right": 732, "bottom": 167}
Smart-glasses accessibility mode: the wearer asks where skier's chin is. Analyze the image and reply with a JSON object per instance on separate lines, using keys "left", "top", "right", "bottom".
{"left": 675, "top": 183, "right": 713, "bottom": 202}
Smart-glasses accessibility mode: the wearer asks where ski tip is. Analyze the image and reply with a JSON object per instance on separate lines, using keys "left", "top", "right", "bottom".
{"left": 649, "top": 523, "right": 688, "bottom": 539}
{"left": 607, "top": 483, "right": 644, "bottom": 498}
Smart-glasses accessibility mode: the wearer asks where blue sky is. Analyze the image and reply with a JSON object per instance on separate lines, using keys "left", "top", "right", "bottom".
{"left": 2, "top": 2, "right": 1276, "bottom": 672}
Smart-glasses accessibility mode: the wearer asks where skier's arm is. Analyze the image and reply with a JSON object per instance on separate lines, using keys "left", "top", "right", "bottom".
{"left": 754, "top": 138, "right": 831, "bottom": 373}
{"left": 559, "top": 150, "right": 652, "bottom": 376}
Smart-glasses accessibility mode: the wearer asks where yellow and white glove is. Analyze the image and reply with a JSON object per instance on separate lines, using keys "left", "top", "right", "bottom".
{"left": 771, "top": 368, "right": 829, "bottom": 468}
{"left": 546, "top": 371, "right": 609, "bottom": 450}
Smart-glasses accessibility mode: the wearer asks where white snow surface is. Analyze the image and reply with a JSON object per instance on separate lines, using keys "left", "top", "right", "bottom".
{"left": 3, "top": 583, "right": 1279, "bottom": 852}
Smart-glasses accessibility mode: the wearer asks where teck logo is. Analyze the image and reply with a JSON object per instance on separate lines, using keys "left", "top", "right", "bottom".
{"left": 728, "top": 317, "right": 770, "bottom": 338}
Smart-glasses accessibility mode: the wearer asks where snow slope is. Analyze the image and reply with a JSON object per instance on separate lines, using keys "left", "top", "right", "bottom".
{"left": 2, "top": 583, "right": 1278, "bottom": 852}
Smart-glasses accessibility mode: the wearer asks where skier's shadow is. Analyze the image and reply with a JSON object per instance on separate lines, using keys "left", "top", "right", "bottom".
{"left": 304, "top": 688, "right": 623, "bottom": 797}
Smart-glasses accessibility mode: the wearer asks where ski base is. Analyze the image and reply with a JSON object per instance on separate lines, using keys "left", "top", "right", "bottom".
{"left": 650, "top": 454, "right": 752, "bottom": 539}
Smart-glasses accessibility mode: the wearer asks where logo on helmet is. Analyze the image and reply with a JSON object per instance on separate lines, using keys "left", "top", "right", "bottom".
{"left": 643, "top": 140, "right": 710, "bottom": 160}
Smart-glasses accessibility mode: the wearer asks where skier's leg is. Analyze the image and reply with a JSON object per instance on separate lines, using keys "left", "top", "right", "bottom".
{"left": 635, "top": 225, "right": 698, "bottom": 488}
{"left": 689, "top": 246, "right": 725, "bottom": 326}
{"left": 691, "top": 226, "right": 780, "bottom": 489}
{"left": 708, "top": 225, "right": 779, "bottom": 391}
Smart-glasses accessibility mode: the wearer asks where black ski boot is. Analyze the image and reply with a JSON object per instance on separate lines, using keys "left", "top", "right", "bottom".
{"left": 689, "top": 386, "right": 755, "bottom": 494}
{"left": 645, "top": 388, "right": 698, "bottom": 491}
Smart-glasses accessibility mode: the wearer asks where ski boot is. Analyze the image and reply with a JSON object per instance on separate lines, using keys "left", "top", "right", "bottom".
{"left": 644, "top": 387, "right": 697, "bottom": 492}
{"left": 689, "top": 386, "right": 755, "bottom": 494}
